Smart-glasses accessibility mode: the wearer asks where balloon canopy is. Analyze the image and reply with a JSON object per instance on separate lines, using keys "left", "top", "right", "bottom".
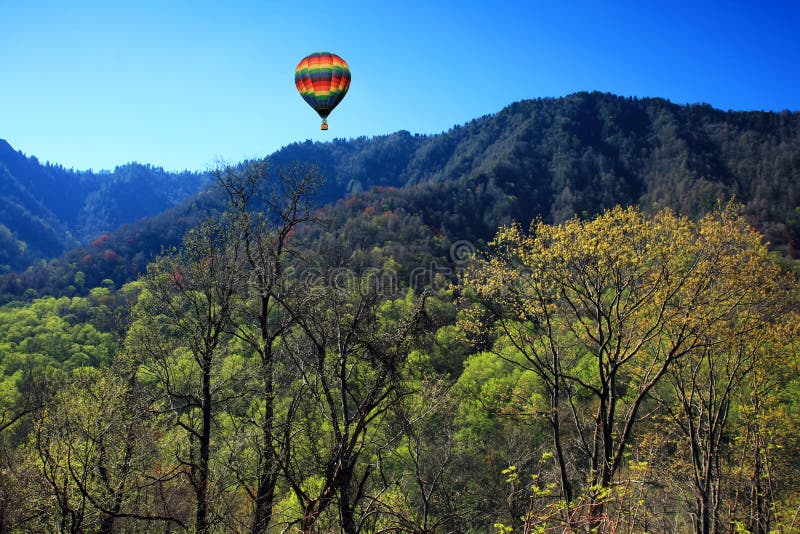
{"left": 294, "top": 52, "right": 351, "bottom": 130}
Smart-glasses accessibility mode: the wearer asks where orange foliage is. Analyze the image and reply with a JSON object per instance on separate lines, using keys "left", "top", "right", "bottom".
{"left": 91, "top": 234, "right": 111, "bottom": 248}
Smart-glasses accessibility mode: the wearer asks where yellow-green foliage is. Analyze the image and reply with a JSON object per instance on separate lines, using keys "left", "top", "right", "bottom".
{"left": 0, "top": 296, "right": 116, "bottom": 370}
{"left": 461, "top": 204, "right": 800, "bottom": 532}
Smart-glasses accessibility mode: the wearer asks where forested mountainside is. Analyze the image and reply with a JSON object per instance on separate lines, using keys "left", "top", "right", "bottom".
{"left": 2, "top": 91, "right": 799, "bottom": 302}
{"left": 1, "top": 91, "right": 800, "bottom": 532}
{"left": 0, "top": 139, "right": 210, "bottom": 271}
{"left": 2, "top": 176, "right": 798, "bottom": 533}
{"left": 269, "top": 91, "right": 800, "bottom": 245}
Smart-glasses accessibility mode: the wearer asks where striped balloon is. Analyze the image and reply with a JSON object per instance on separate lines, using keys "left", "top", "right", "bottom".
{"left": 295, "top": 52, "right": 351, "bottom": 130}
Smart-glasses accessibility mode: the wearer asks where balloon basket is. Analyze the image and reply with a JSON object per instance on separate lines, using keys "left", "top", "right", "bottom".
{"left": 320, "top": 119, "right": 328, "bottom": 131}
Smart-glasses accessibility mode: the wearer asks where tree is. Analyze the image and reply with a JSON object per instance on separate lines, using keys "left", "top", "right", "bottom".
{"left": 0, "top": 359, "right": 56, "bottom": 532}
{"left": 130, "top": 216, "right": 245, "bottom": 533}
{"left": 661, "top": 210, "right": 793, "bottom": 534}
{"left": 728, "top": 315, "right": 800, "bottom": 533}
{"left": 277, "top": 277, "right": 429, "bottom": 533}
{"left": 32, "top": 366, "right": 183, "bottom": 533}
{"left": 461, "top": 204, "right": 796, "bottom": 530}
{"left": 376, "top": 376, "right": 470, "bottom": 533}
{"left": 215, "top": 160, "right": 320, "bottom": 533}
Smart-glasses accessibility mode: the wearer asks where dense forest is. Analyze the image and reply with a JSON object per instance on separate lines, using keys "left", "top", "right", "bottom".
{"left": 0, "top": 138, "right": 210, "bottom": 271}
{"left": 0, "top": 93, "right": 799, "bottom": 532}
{"left": 2, "top": 92, "right": 799, "bottom": 304}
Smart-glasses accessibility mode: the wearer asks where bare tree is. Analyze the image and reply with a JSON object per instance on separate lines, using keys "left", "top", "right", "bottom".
{"left": 276, "top": 270, "right": 429, "bottom": 533}
{"left": 215, "top": 161, "right": 320, "bottom": 533}
{"left": 132, "top": 216, "right": 245, "bottom": 533}
{"left": 373, "top": 378, "right": 469, "bottom": 533}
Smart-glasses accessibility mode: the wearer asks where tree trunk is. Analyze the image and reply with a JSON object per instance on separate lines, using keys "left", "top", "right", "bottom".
{"left": 339, "top": 470, "right": 356, "bottom": 534}
{"left": 252, "top": 296, "right": 277, "bottom": 533}
{"left": 696, "top": 492, "right": 710, "bottom": 534}
{"left": 196, "top": 357, "right": 212, "bottom": 534}
{"left": 251, "top": 379, "right": 276, "bottom": 533}
{"left": 251, "top": 467, "right": 275, "bottom": 533}
{"left": 750, "top": 443, "right": 767, "bottom": 534}
{"left": 98, "top": 514, "right": 115, "bottom": 534}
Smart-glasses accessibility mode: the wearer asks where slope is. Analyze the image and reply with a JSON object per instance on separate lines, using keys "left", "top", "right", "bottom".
{"left": 2, "top": 91, "right": 798, "bottom": 302}
{"left": 0, "top": 139, "right": 211, "bottom": 270}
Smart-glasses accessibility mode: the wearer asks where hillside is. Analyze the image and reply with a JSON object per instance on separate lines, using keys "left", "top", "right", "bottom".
{"left": 2, "top": 91, "right": 799, "bottom": 301}
{"left": 225, "top": 92, "right": 800, "bottom": 254}
{"left": 2, "top": 92, "right": 800, "bottom": 532}
{"left": 0, "top": 139, "right": 210, "bottom": 271}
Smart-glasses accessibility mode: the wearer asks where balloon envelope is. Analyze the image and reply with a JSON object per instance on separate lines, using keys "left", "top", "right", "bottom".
{"left": 295, "top": 52, "right": 351, "bottom": 129}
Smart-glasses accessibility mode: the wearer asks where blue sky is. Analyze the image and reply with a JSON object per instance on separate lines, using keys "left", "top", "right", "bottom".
{"left": 1, "top": 1, "right": 798, "bottom": 172}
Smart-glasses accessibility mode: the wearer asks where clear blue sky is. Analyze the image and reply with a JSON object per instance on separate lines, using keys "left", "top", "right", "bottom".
{"left": 1, "top": 0, "right": 798, "bottom": 172}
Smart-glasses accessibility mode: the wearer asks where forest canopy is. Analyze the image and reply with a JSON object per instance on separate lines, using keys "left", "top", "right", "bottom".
{"left": 0, "top": 161, "right": 797, "bottom": 532}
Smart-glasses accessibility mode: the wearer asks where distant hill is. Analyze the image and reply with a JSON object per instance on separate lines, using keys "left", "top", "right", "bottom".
{"left": 0, "top": 139, "right": 210, "bottom": 271}
{"left": 2, "top": 92, "right": 799, "bottom": 301}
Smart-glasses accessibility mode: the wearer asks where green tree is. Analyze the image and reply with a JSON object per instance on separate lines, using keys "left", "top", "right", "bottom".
{"left": 32, "top": 366, "right": 183, "bottom": 532}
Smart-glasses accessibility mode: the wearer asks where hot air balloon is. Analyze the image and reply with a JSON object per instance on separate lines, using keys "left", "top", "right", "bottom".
{"left": 295, "top": 52, "right": 351, "bottom": 130}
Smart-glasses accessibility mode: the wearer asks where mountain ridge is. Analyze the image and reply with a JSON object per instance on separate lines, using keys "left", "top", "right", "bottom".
{"left": 0, "top": 139, "right": 211, "bottom": 271}
{"left": 1, "top": 91, "right": 798, "bottom": 301}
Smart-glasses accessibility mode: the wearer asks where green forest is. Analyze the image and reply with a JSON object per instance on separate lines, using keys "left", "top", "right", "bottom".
{"left": 0, "top": 94, "right": 799, "bottom": 533}
{"left": 3, "top": 93, "right": 800, "bottom": 304}
{"left": 0, "top": 159, "right": 798, "bottom": 533}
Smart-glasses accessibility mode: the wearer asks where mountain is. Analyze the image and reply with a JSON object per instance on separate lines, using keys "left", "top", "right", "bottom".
{"left": 0, "top": 139, "right": 211, "bottom": 271}
{"left": 249, "top": 92, "right": 800, "bottom": 249}
{"left": 2, "top": 91, "right": 799, "bottom": 301}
